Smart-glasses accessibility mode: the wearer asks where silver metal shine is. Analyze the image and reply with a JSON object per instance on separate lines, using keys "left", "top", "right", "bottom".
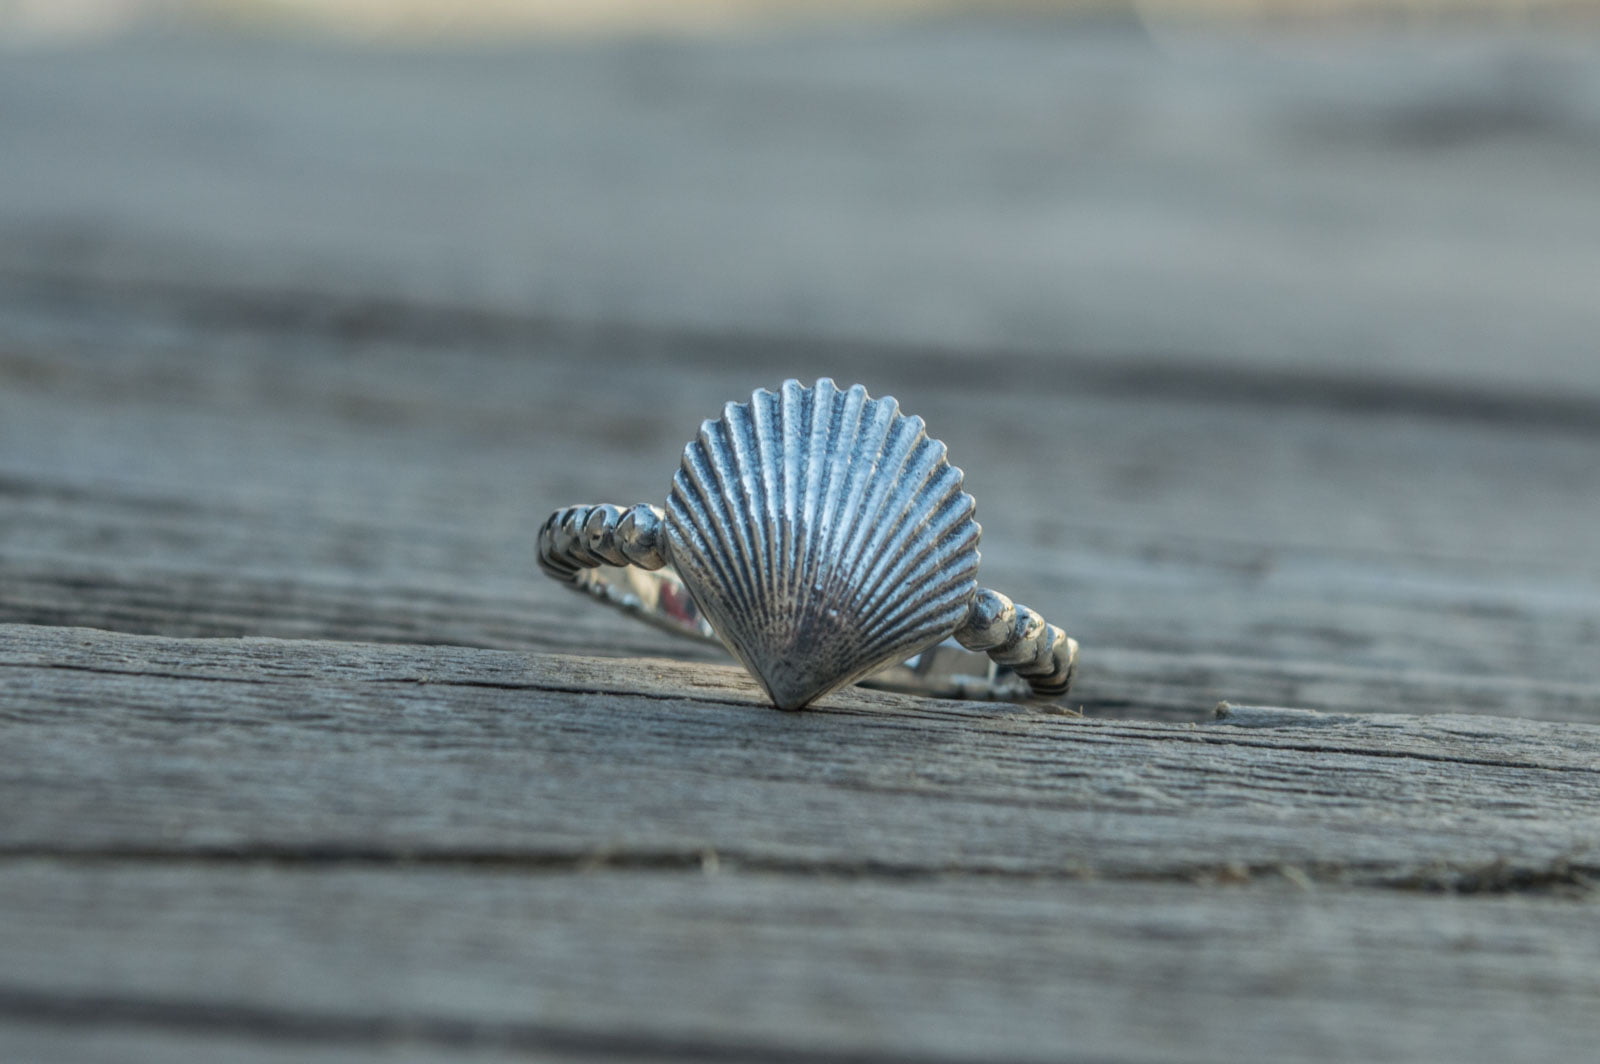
{"left": 538, "top": 379, "right": 1077, "bottom": 710}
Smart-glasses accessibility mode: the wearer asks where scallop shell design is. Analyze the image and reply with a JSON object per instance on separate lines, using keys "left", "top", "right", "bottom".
{"left": 664, "top": 379, "right": 981, "bottom": 709}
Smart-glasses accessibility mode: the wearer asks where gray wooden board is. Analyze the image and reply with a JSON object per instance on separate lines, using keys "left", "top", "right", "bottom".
{"left": 3, "top": 624, "right": 1600, "bottom": 1064}
{"left": 5, "top": 625, "right": 1599, "bottom": 882}
{"left": 2, "top": 864, "right": 1599, "bottom": 1064}
{"left": 0, "top": 1026, "right": 637, "bottom": 1064}
{"left": 2, "top": 26, "right": 1600, "bottom": 397}
{"left": 2, "top": 282, "right": 1599, "bottom": 724}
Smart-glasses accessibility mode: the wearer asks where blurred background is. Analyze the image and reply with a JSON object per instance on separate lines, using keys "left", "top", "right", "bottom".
{"left": 3, "top": 1, "right": 1598, "bottom": 38}
{"left": 3, "top": 0, "right": 1597, "bottom": 396}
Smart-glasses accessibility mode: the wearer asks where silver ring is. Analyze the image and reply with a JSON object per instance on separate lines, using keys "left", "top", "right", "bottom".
{"left": 538, "top": 379, "right": 1078, "bottom": 710}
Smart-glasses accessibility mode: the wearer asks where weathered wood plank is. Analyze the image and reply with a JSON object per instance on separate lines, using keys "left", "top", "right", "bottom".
{"left": 9, "top": 554, "right": 1600, "bottom": 722}
{"left": 0, "top": 1025, "right": 615, "bottom": 1064}
{"left": 6, "top": 623, "right": 1600, "bottom": 1062}
{"left": 3, "top": 29, "right": 1599, "bottom": 397}
{"left": 5, "top": 625, "right": 1598, "bottom": 885}
{"left": 3, "top": 863, "right": 1598, "bottom": 1064}
{"left": 4, "top": 284, "right": 1600, "bottom": 723}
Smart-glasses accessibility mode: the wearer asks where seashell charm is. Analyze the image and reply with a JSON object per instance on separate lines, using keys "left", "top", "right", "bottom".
{"left": 664, "top": 379, "right": 981, "bottom": 709}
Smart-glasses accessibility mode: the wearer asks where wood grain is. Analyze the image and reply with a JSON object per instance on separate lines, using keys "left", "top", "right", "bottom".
{"left": 3, "top": 281, "right": 1599, "bottom": 724}
{"left": 4, "top": 625, "right": 1600, "bottom": 1064}
{"left": 4, "top": 865, "right": 1598, "bottom": 1064}
{"left": 6, "top": 625, "right": 1598, "bottom": 884}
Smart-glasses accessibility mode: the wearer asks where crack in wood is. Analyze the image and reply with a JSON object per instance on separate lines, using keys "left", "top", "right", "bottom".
{"left": 0, "top": 984, "right": 994, "bottom": 1064}
{"left": 7, "top": 269, "right": 1600, "bottom": 436}
{"left": 0, "top": 847, "right": 1593, "bottom": 899}
{"left": 7, "top": 641, "right": 1600, "bottom": 780}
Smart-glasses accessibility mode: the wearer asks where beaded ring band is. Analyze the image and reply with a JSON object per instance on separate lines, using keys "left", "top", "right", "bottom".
{"left": 538, "top": 379, "right": 1078, "bottom": 710}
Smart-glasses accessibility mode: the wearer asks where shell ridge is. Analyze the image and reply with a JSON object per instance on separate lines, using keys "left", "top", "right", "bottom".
{"left": 873, "top": 581, "right": 978, "bottom": 650}
{"left": 746, "top": 394, "right": 786, "bottom": 624}
{"left": 823, "top": 395, "right": 898, "bottom": 590}
{"left": 667, "top": 464, "right": 723, "bottom": 565}
{"left": 850, "top": 483, "right": 975, "bottom": 625}
{"left": 667, "top": 477, "right": 771, "bottom": 685}
{"left": 665, "top": 492, "right": 743, "bottom": 626}
{"left": 689, "top": 426, "right": 761, "bottom": 613}
{"left": 790, "top": 380, "right": 818, "bottom": 606}
{"left": 843, "top": 436, "right": 952, "bottom": 608}
{"left": 748, "top": 388, "right": 783, "bottom": 617}
{"left": 668, "top": 479, "right": 746, "bottom": 625}
{"left": 713, "top": 404, "right": 768, "bottom": 623}
{"left": 813, "top": 391, "right": 863, "bottom": 578}
{"left": 831, "top": 397, "right": 908, "bottom": 570}
{"left": 777, "top": 381, "right": 806, "bottom": 607}
{"left": 798, "top": 379, "right": 841, "bottom": 606}
{"left": 813, "top": 383, "right": 866, "bottom": 589}
{"left": 859, "top": 517, "right": 981, "bottom": 632}
{"left": 834, "top": 411, "right": 926, "bottom": 599}
{"left": 853, "top": 496, "right": 979, "bottom": 633}
{"left": 673, "top": 446, "right": 755, "bottom": 620}
{"left": 815, "top": 387, "right": 879, "bottom": 593}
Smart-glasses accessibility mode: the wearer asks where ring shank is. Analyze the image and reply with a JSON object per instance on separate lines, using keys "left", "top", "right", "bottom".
{"left": 539, "top": 503, "right": 1076, "bottom": 704}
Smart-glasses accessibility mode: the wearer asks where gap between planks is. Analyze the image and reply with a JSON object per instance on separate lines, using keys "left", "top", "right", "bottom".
{"left": 6, "top": 269, "right": 1600, "bottom": 436}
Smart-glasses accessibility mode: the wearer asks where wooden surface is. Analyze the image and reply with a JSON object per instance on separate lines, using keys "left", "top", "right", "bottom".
{"left": 3, "top": 20, "right": 1600, "bottom": 1064}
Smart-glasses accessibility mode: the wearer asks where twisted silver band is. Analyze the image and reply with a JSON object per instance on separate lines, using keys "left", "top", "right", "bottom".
{"left": 538, "top": 502, "right": 1078, "bottom": 704}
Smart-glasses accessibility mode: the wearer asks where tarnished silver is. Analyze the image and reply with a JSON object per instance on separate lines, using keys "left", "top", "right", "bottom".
{"left": 538, "top": 379, "right": 1077, "bottom": 710}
